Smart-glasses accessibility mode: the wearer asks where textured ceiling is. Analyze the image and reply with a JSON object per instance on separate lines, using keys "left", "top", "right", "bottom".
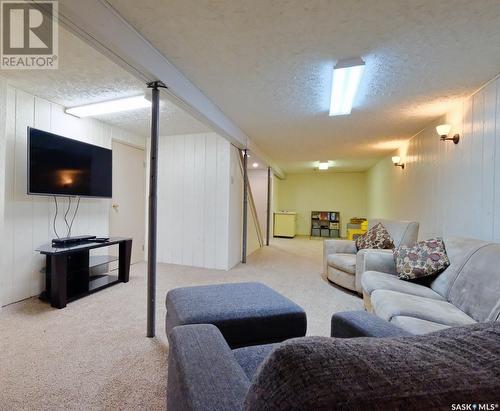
{"left": 108, "top": 0, "right": 500, "bottom": 172}
{"left": 91, "top": 97, "right": 210, "bottom": 137}
{"left": 0, "top": 27, "right": 210, "bottom": 137}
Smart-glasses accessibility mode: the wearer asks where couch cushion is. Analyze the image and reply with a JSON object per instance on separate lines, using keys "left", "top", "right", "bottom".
{"left": 362, "top": 271, "right": 445, "bottom": 300}
{"left": 447, "top": 243, "right": 500, "bottom": 322}
{"left": 355, "top": 222, "right": 394, "bottom": 251}
{"left": 394, "top": 237, "right": 450, "bottom": 280}
{"left": 244, "top": 323, "right": 500, "bottom": 411}
{"left": 327, "top": 253, "right": 356, "bottom": 274}
{"left": 429, "top": 237, "right": 491, "bottom": 298}
{"left": 371, "top": 290, "right": 476, "bottom": 326}
{"left": 327, "top": 266, "right": 356, "bottom": 291}
{"left": 233, "top": 343, "right": 279, "bottom": 381}
{"left": 390, "top": 316, "right": 450, "bottom": 335}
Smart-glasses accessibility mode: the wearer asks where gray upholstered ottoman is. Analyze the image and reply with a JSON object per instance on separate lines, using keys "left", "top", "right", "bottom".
{"left": 166, "top": 282, "right": 307, "bottom": 348}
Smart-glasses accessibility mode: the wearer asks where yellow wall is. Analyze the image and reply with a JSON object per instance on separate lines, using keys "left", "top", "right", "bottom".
{"left": 277, "top": 172, "right": 367, "bottom": 237}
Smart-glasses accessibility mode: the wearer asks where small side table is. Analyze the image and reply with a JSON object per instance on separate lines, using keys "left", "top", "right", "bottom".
{"left": 36, "top": 237, "right": 132, "bottom": 308}
{"left": 274, "top": 212, "right": 297, "bottom": 238}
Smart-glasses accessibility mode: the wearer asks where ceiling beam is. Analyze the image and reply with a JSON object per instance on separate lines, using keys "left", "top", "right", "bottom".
{"left": 246, "top": 140, "right": 285, "bottom": 179}
{"left": 56, "top": 0, "right": 249, "bottom": 148}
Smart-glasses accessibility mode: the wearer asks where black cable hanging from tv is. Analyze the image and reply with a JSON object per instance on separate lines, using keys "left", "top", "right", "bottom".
{"left": 53, "top": 196, "right": 60, "bottom": 239}
{"left": 67, "top": 197, "right": 81, "bottom": 238}
{"left": 52, "top": 196, "right": 82, "bottom": 240}
{"left": 64, "top": 197, "right": 72, "bottom": 235}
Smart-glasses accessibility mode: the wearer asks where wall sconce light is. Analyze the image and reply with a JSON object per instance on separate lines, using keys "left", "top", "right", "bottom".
{"left": 392, "top": 156, "right": 405, "bottom": 169}
{"left": 436, "top": 124, "right": 459, "bottom": 144}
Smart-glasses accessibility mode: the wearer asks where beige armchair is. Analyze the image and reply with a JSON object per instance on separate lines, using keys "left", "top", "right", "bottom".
{"left": 323, "top": 219, "right": 419, "bottom": 293}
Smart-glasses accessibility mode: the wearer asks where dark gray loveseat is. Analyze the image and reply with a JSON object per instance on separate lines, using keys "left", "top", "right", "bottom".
{"left": 167, "top": 312, "right": 500, "bottom": 411}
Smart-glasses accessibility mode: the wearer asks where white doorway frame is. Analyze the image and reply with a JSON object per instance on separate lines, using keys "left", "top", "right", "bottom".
{"left": 109, "top": 139, "right": 146, "bottom": 263}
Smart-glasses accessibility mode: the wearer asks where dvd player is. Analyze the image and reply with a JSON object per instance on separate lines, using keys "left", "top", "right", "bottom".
{"left": 52, "top": 235, "right": 96, "bottom": 247}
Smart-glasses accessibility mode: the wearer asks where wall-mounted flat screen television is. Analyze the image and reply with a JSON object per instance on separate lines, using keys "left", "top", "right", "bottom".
{"left": 28, "top": 127, "right": 112, "bottom": 198}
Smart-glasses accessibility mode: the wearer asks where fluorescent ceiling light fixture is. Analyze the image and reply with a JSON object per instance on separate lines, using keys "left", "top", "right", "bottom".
{"left": 252, "top": 162, "right": 259, "bottom": 168}
{"left": 66, "top": 95, "right": 151, "bottom": 118}
{"left": 318, "top": 162, "right": 329, "bottom": 170}
{"left": 329, "top": 58, "right": 365, "bottom": 116}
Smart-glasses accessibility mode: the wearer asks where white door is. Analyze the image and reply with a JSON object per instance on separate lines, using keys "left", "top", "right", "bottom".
{"left": 109, "top": 140, "right": 146, "bottom": 263}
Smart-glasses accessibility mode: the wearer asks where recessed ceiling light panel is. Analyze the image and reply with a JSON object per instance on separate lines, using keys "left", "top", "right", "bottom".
{"left": 329, "top": 57, "right": 365, "bottom": 116}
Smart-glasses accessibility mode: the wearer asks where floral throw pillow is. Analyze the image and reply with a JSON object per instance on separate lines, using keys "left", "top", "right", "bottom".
{"left": 355, "top": 222, "right": 395, "bottom": 251}
{"left": 393, "top": 237, "right": 450, "bottom": 281}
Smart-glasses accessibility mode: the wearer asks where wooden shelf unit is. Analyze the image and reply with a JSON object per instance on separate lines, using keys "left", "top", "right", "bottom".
{"left": 311, "top": 211, "right": 340, "bottom": 238}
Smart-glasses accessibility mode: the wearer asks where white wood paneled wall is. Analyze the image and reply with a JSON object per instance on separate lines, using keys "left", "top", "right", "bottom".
{"left": 0, "top": 83, "right": 145, "bottom": 306}
{"left": 248, "top": 169, "right": 268, "bottom": 237}
{"left": 0, "top": 78, "right": 7, "bottom": 271}
{"left": 157, "top": 132, "right": 233, "bottom": 270}
{"left": 367, "top": 77, "right": 500, "bottom": 242}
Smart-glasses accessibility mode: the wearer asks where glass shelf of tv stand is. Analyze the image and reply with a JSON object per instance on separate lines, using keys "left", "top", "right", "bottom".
{"left": 88, "top": 255, "right": 119, "bottom": 292}
{"left": 89, "top": 255, "right": 119, "bottom": 269}
{"left": 88, "top": 272, "right": 119, "bottom": 292}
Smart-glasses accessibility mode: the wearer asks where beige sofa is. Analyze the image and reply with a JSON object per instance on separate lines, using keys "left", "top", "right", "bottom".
{"left": 323, "top": 219, "right": 419, "bottom": 293}
{"left": 361, "top": 237, "right": 500, "bottom": 334}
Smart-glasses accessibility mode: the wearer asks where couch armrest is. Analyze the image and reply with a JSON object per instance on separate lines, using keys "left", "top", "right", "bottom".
{"left": 355, "top": 249, "right": 397, "bottom": 292}
{"left": 167, "top": 324, "right": 250, "bottom": 411}
{"left": 323, "top": 239, "right": 356, "bottom": 274}
{"left": 331, "top": 311, "right": 412, "bottom": 338}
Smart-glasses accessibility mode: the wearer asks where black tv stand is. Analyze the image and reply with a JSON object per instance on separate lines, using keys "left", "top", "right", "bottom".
{"left": 36, "top": 237, "right": 132, "bottom": 308}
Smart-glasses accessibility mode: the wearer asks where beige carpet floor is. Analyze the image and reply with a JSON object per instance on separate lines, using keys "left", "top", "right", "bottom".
{"left": 0, "top": 237, "right": 363, "bottom": 410}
